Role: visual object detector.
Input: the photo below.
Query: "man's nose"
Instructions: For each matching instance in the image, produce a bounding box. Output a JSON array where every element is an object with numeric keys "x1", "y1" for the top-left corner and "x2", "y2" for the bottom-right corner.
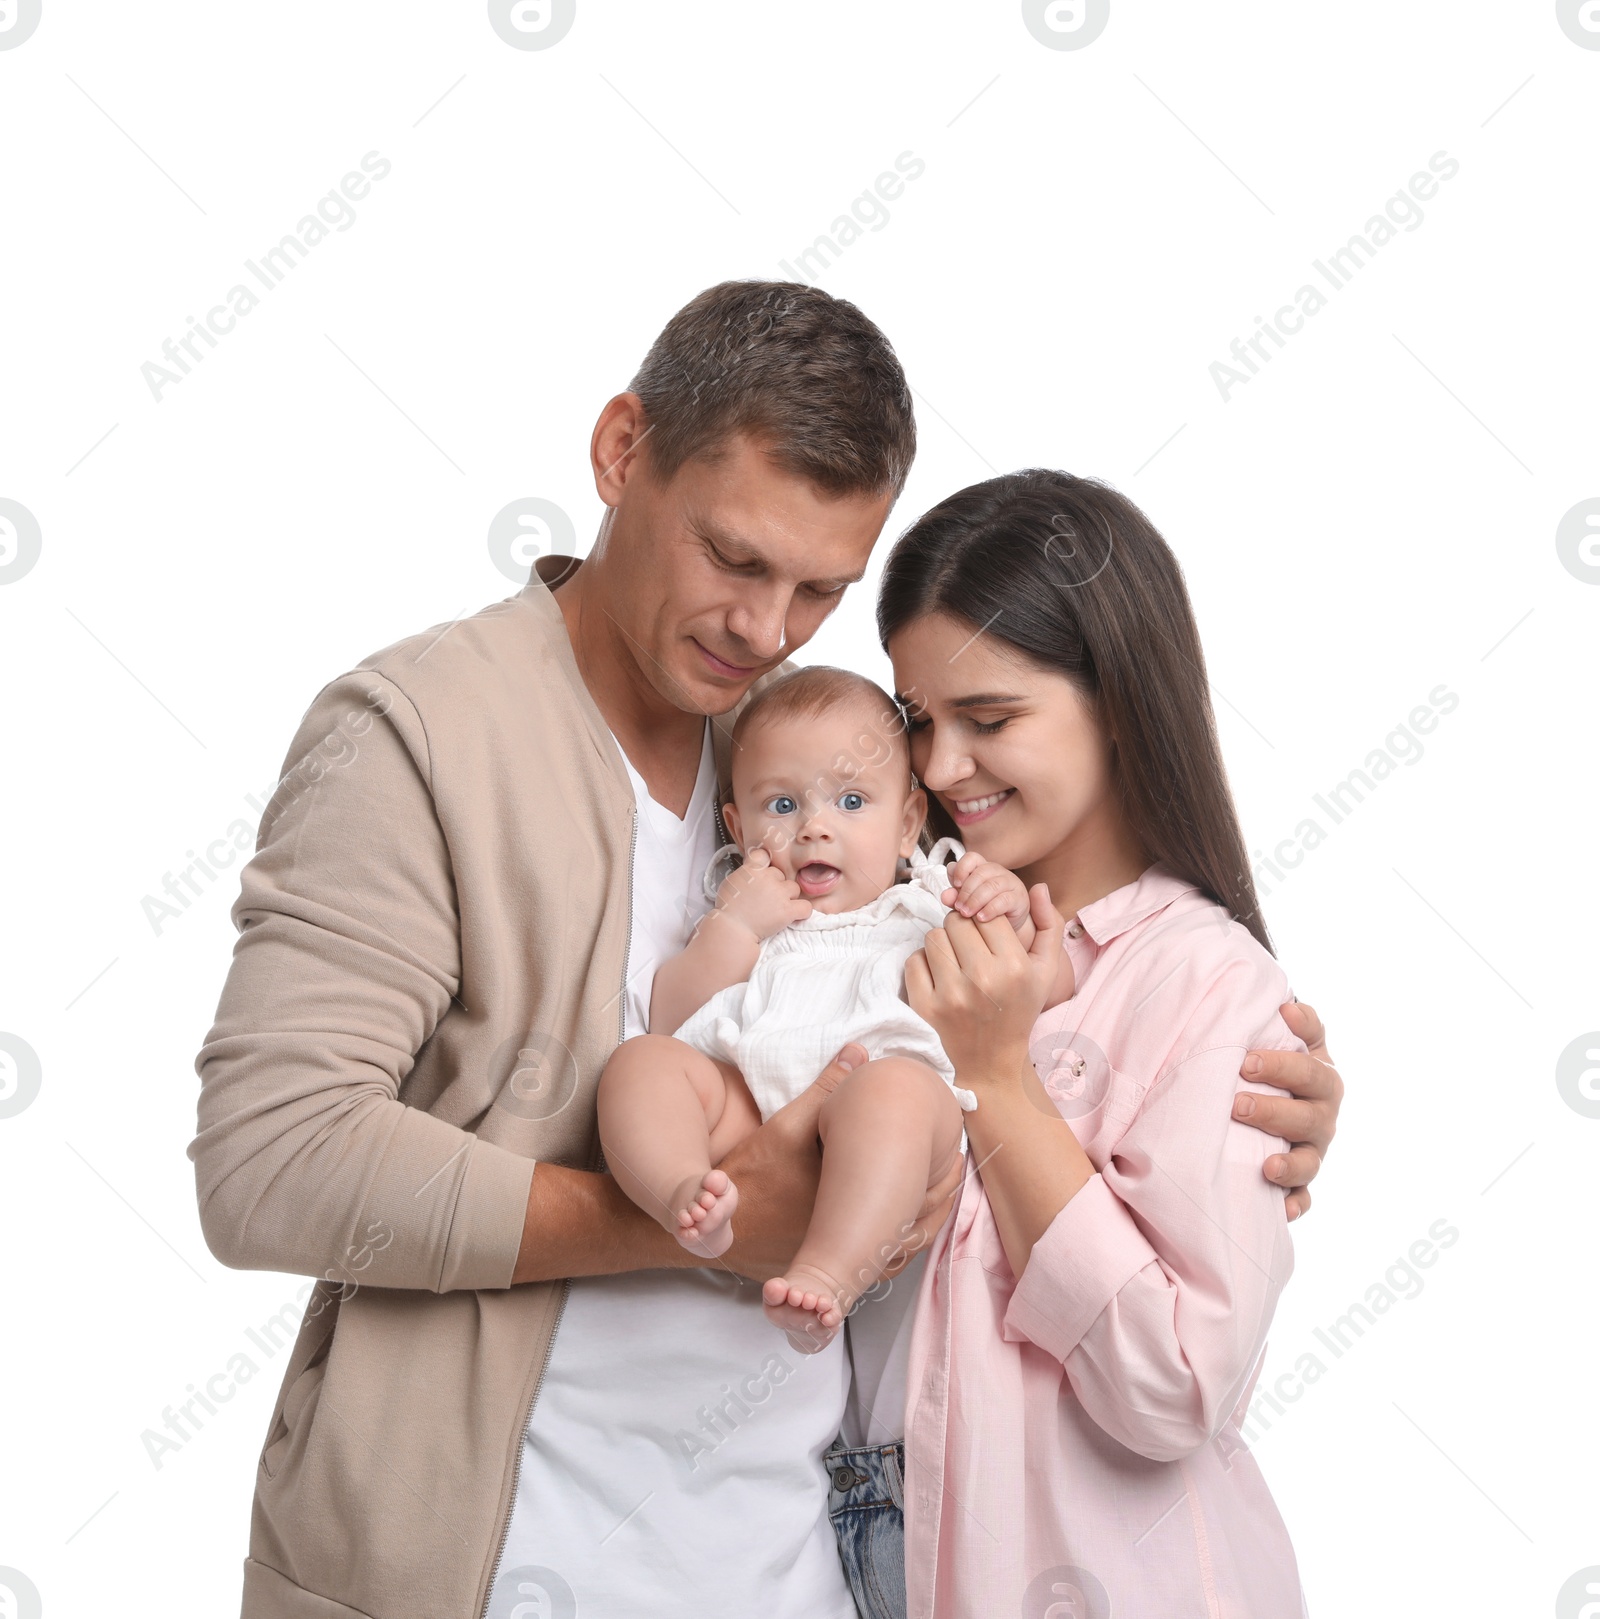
[{"x1": 726, "y1": 588, "x2": 791, "y2": 662}]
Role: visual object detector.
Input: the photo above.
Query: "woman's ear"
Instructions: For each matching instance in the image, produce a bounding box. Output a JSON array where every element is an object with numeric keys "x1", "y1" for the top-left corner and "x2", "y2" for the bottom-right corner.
[
  {"x1": 900, "y1": 787, "x2": 928, "y2": 859},
  {"x1": 722, "y1": 799, "x2": 744, "y2": 849}
]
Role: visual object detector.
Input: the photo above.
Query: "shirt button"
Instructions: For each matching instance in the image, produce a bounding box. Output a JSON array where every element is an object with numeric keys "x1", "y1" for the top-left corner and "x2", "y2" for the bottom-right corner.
[{"x1": 1067, "y1": 922, "x2": 1084, "y2": 939}]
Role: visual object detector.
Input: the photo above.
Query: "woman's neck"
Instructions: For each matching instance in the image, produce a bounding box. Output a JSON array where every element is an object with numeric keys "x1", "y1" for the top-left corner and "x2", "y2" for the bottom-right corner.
[{"x1": 1017, "y1": 808, "x2": 1153, "y2": 927}]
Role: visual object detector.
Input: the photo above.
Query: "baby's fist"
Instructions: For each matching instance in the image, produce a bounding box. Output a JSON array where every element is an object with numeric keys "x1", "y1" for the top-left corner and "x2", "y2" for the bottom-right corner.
[
  {"x1": 716, "y1": 847, "x2": 812, "y2": 941},
  {"x1": 942, "y1": 854, "x2": 1034, "y2": 936}
]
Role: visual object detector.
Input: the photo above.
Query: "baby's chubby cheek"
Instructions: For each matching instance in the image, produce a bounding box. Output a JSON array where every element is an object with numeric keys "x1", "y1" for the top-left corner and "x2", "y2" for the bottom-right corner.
[{"x1": 752, "y1": 830, "x2": 798, "y2": 875}]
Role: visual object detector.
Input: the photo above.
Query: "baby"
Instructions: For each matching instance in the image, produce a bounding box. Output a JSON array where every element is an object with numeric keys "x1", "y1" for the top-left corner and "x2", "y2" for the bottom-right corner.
[{"x1": 596, "y1": 665, "x2": 1047, "y2": 1351}]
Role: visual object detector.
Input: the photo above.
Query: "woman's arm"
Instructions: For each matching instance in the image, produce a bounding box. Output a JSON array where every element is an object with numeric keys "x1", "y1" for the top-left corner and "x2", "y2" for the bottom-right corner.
[
  {"x1": 1001, "y1": 1024, "x2": 1298, "y2": 1462},
  {"x1": 907, "y1": 889, "x2": 1299, "y2": 1461},
  {"x1": 906, "y1": 883, "x2": 1081, "y2": 1270}
]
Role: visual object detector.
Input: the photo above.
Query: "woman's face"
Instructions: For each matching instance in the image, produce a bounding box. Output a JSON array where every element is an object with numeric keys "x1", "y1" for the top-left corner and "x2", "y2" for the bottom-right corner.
[{"x1": 888, "y1": 611, "x2": 1119, "y2": 875}]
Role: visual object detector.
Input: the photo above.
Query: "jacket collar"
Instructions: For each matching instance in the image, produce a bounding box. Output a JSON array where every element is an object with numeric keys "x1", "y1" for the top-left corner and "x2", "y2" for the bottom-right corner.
[
  {"x1": 517, "y1": 555, "x2": 634, "y2": 800},
  {"x1": 1076, "y1": 863, "x2": 1199, "y2": 946},
  {"x1": 518, "y1": 554, "x2": 791, "y2": 837}
]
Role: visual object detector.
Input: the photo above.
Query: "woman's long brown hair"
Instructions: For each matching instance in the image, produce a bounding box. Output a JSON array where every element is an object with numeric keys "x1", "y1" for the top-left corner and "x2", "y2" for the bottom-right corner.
[{"x1": 877, "y1": 469, "x2": 1273, "y2": 953}]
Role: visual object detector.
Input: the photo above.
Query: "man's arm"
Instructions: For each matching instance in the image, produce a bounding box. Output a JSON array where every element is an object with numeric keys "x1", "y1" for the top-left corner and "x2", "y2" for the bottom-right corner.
[
  {"x1": 191, "y1": 675, "x2": 868, "y2": 1292},
  {"x1": 512, "y1": 1042, "x2": 964, "y2": 1285},
  {"x1": 189, "y1": 672, "x2": 542, "y2": 1291}
]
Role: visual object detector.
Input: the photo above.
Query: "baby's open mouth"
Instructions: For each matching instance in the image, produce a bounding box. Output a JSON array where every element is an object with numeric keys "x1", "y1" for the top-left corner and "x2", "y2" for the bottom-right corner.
[{"x1": 795, "y1": 862, "x2": 843, "y2": 898}]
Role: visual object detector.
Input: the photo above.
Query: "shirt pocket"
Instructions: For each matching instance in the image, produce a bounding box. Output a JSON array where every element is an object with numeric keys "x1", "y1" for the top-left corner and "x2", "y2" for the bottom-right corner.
[{"x1": 1028, "y1": 1023, "x2": 1146, "y2": 1148}]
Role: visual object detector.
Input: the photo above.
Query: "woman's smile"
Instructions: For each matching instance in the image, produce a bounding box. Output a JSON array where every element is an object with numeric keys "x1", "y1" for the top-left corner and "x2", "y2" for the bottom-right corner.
[{"x1": 947, "y1": 787, "x2": 1014, "y2": 825}]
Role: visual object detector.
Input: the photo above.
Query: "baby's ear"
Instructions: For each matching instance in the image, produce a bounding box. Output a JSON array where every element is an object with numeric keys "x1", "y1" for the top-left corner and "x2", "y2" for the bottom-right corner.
[
  {"x1": 900, "y1": 786, "x2": 928, "y2": 856},
  {"x1": 721, "y1": 799, "x2": 743, "y2": 847}
]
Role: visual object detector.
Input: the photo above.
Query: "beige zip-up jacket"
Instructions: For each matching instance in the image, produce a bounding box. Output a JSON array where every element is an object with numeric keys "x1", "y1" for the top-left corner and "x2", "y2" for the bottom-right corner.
[{"x1": 190, "y1": 556, "x2": 786, "y2": 1618}]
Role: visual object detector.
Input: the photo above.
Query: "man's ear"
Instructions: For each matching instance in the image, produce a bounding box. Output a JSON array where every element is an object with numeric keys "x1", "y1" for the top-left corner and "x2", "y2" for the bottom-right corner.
[
  {"x1": 722, "y1": 799, "x2": 744, "y2": 849},
  {"x1": 590, "y1": 392, "x2": 653, "y2": 508},
  {"x1": 900, "y1": 787, "x2": 928, "y2": 859}
]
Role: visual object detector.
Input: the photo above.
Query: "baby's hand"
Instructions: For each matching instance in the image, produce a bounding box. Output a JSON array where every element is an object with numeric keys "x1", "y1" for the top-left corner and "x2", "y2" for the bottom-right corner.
[
  {"x1": 714, "y1": 847, "x2": 812, "y2": 942},
  {"x1": 942, "y1": 853, "x2": 1036, "y2": 942}
]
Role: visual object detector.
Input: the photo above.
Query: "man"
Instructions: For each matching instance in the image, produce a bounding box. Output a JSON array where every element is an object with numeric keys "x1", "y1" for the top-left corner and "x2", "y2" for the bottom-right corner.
[{"x1": 190, "y1": 281, "x2": 1341, "y2": 1618}]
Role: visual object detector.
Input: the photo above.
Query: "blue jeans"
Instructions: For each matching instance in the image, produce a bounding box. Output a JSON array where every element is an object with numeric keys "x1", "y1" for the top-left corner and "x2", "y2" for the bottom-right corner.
[{"x1": 824, "y1": 1437, "x2": 907, "y2": 1619}]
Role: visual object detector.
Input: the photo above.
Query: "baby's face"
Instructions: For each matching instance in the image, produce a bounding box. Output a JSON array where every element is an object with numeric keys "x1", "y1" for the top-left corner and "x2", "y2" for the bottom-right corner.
[{"x1": 724, "y1": 704, "x2": 927, "y2": 913}]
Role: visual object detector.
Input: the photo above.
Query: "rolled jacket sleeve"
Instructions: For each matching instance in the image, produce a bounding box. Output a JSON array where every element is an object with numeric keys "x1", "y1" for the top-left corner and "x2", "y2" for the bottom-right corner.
[
  {"x1": 188, "y1": 672, "x2": 535, "y2": 1293},
  {"x1": 1002, "y1": 973, "x2": 1301, "y2": 1462}
]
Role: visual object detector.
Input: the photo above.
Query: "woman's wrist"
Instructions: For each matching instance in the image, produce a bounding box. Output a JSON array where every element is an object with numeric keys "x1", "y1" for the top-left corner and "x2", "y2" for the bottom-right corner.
[{"x1": 956, "y1": 1043, "x2": 1033, "y2": 1095}]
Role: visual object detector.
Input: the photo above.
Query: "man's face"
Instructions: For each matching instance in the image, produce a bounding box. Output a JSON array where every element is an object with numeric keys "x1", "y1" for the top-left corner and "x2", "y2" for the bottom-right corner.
[{"x1": 600, "y1": 430, "x2": 893, "y2": 715}]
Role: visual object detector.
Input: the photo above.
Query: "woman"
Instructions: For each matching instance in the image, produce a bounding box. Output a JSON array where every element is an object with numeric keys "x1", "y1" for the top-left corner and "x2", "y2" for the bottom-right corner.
[{"x1": 826, "y1": 469, "x2": 1328, "y2": 1617}]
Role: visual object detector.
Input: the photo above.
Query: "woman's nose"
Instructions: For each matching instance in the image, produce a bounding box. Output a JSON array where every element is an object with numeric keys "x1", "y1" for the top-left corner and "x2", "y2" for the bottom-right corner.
[{"x1": 917, "y1": 728, "x2": 973, "y2": 792}]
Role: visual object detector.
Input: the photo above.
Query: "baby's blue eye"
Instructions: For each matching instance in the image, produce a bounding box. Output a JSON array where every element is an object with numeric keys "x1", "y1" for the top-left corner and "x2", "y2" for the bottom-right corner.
[
  {"x1": 838, "y1": 791, "x2": 866, "y2": 812},
  {"x1": 765, "y1": 794, "x2": 798, "y2": 815}
]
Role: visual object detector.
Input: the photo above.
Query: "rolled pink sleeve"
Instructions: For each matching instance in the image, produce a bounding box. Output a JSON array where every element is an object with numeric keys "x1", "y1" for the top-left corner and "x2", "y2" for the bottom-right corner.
[{"x1": 1003, "y1": 1024, "x2": 1300, "y2": 1461}]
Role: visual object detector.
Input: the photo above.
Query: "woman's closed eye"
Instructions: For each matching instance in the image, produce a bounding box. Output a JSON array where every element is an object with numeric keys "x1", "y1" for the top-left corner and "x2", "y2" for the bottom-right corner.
[{"x1": 902, "y1": 713, "x2": 1009, "y2": 736}]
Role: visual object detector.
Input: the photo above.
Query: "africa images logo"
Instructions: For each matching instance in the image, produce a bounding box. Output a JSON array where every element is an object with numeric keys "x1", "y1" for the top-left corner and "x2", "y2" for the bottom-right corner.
[
  {"x1": 1022, "y1": 0, "x2": 1110, "y2": 50},
  {"x1": 488, "y1": 0, "x2": 576, "y2": 50},
  {"x1": 0, "y1": 498, "x2": 42, "y2": 585},
  {"x1": 0, "y1": 0, "x2": 42, "y2": 49},
  {"x1": 1556, "y1": 0, "x2": 1600, "y2": 48}
]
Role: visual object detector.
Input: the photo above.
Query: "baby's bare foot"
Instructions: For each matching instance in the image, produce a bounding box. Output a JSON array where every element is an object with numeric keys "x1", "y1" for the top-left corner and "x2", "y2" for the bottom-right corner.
[
  {"x1": 669, "y1": 1168, "x2": 738, "y2": 1259},
  {"x1": 762, "y1": 1264, "x2": 845, "y2": 1353}
]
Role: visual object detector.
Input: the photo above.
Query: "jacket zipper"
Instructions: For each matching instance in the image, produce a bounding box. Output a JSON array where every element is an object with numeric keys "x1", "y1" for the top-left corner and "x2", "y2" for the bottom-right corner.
[
  {"x1": 479, "y1": 803, "x2": 638, "y2": 1618},
  {"x1": 619, "y1": 804, "x2": 638, "y2": 1045},
  {"x1": 479, "y1": 1277, "x2": 569, "y2": 1619}
]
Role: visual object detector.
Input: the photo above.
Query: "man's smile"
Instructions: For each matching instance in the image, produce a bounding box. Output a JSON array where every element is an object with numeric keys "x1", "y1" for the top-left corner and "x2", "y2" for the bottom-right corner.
[{"x1": 693, "y1": 638, "x2": 760, "y2": 678}]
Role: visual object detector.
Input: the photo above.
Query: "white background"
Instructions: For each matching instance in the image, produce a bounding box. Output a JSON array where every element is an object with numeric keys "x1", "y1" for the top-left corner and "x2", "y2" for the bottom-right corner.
[{"x1": 1, "y1": 2, "x2": 1595, "y2": 1615}]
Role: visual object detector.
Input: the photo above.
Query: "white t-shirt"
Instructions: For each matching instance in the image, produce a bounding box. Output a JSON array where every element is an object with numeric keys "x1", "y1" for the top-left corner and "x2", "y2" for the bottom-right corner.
[
  {"x1": 487, "y1": 721, "x2": 859, "y2": 1619},
  {"x1": 839, "y1": 1248, "x2": 924, "y2": 1449}
]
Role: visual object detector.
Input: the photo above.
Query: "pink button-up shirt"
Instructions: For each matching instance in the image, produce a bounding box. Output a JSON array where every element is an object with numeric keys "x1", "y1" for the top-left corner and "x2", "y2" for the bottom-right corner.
[{"x1": 904, "y1": 866, "x2": 1310, "y2": 1619}]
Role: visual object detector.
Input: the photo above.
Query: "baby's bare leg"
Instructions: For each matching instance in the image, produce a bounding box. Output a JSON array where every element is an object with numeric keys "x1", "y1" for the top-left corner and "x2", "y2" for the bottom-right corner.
[
  {"x1": 762, "y1": 1057, "x2": 963, "y2": 1352},
  {"x1": 596, "y1": 1034, "x2": 760, "y2": 1258}
]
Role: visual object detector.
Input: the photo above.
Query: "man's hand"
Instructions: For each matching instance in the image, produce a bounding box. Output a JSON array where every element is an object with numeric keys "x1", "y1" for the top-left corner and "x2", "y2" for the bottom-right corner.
[
  {"x1": 718, "y1": 1042, "x2": 963, "y2": 1284},
  {"x1": 1234, "y1": 1000, "x2": 1343, "y2": 1221}
]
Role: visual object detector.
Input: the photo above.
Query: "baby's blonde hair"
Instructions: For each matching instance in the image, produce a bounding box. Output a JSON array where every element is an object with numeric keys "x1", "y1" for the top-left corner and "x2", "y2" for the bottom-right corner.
[{"x1": 731, "y1": 665, "x2": 912, "y2": 789}]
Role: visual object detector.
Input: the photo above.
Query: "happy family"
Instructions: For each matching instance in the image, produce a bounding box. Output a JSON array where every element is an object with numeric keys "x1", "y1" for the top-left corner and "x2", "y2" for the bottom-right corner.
[{"x1": 189, "y1": 280, "x2": 1345, "y2": 1619}]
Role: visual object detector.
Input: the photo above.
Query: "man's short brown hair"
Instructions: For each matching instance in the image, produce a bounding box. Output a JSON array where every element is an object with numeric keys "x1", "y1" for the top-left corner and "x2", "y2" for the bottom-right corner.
[{"x1": 628, "y1": 281, "x2": 916, "y2": 500}]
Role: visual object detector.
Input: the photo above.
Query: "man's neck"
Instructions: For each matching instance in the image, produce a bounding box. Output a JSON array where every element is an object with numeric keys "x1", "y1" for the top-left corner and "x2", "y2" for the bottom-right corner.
[{"x1": 552, "y1": 559, "x2": 707, "y2": 816}]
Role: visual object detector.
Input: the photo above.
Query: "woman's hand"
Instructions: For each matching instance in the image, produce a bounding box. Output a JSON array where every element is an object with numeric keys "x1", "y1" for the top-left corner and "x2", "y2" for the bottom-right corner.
[
  {"x1": 942, "y1": 852, "x2": 1034, "y2": 932},
  {"x1": 1235, "y1": 999, "x2": 1343, "y2": 1221},
  {"x1": 906, "y1": 882, "x2": 1065, "y2": 1091}
]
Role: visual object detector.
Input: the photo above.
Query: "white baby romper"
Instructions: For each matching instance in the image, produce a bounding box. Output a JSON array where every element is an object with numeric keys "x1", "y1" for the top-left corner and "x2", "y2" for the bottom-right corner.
[{"x1": 671, "y1": 837, "x2": 979, "y2": 1121}]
